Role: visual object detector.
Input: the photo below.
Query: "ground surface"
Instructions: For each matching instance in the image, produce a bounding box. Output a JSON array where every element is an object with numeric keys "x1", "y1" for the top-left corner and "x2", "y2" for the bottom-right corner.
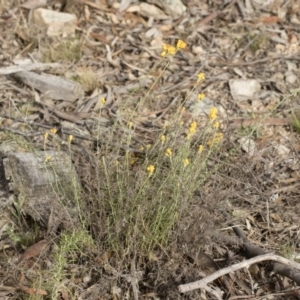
[{"x1": 0, "y1": 0, "x2": 300, "y2": 299}]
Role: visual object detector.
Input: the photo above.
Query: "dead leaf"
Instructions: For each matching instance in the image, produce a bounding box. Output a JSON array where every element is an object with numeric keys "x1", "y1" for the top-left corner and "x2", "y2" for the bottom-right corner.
[
  {"x1": 96, "y1": 251, "x2": 111, "y2": 264},
  {"x1": 260, "y1": 16, "x2": 282, "y2": 24},
  {"x1": 17, "y1": 239, "x2": 49, "y2": 265},
  {"x1": 19, "y1": 285, "x2": 47, "y2": 295},
  {"x1": 89, "y1": 32, "x2": 111, "y2": 45},
  {"x1": 60, "y1": 288, "x2": 69, "y2": 300}
]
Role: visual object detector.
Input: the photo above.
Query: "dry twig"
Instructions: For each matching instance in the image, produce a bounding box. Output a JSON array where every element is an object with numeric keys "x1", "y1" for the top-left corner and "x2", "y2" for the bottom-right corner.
[{"x1": 178, "y1": 253, "x2": 300, "y2": 294}]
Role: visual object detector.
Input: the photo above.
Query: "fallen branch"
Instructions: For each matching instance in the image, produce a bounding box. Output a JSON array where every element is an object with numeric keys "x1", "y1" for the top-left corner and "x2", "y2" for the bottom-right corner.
[
  {"x1": 178, "y1": 253, "x2": 300, "y2": 294},
  {"x1": 226, "y1": 211, "x2": 300, "y2": 286},
  {"x1": 0, "y1": 62, "x2": 61, "y2": 75}
]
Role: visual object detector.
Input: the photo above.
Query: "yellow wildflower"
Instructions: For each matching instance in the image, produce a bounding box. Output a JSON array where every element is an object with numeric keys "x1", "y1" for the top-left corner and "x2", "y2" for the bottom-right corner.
[
  {"x1": 207, "y1": 132, "x2": 223, "y2": 147},
  {"x1": 187, "y1": 121, "x2": 197, "y2": 140},
  {"x1": 213, "y1": 121, "x2": 220, "y2": 129},
  {"x1": 147, "y1": 165, "x2": 155, "y2": 176},
  {"x1": 130, "y1": 158, "x2": 137, "y2": 165},
  {"x1": 44, "y1": 132, "x2": 49, "y2": 140},
  {"x1": 176, "y1": 39, "x2": 187, "y2": 49},
  {"x1": 215, "y1": 132, "x2": 223, "y2": 140},
  {"x1": 165, "y1": 148, "x2": 172, "y2": 157},
  {"x1": 100, "y1": 97, "x2": 106, "y2": 105},
  {"x1": 209, "y1": 107, "x2": 218, "y2": 120},
  {"x1": 165, "y1": 44, "x2": 176, "y2": 55},
  {"x1": 68, "y1": 135, "x2": 74, "y2": 143},
  {"x1": 198, "y1": 145, "x2": 204, "y2": 153},
  {"x1": 45, "y1": 155, "x2": 52, "y2": 163},
  {"x1": 160, "y1": 135, "x2": 166, "y2": 144},
  {"x1": 189, "y1": 121, "x2": 197, "y2": 134},
  {"x1": 183, "y1": 158, "x2": 190, "y2": 166},
  {"x1": 50, "y1": 128, "x2": 57, "y2": 134},
  {"x1": 128, "y1": 121, "x2": 133, "y2": 129},
  {"x1": 197, "y1": 73, "x2": 205, "y2": 81},
  {"x1": 161, "y1": 44, "x2": 176, "y2": 57},
  {"x1": 197, "y1": 93, "x2": 205, "y2": 101}
]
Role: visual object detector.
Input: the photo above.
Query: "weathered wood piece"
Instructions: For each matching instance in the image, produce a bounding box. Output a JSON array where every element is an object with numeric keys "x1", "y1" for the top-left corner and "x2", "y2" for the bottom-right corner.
[
  {"x1": 12, "y1": 71, "x2": 84, "y2": 102},
  {"x1": 0, "y1": 62, "x2": 61, "y2": 75},
  {"x1": 3, "y1": 150, "x2": 81, "y2": 233}
]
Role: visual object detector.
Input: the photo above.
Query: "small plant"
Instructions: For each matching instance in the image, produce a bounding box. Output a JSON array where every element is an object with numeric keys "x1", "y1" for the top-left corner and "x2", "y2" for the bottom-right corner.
[
  {"x1": 73, "y1": 67, "x2": 100, "y2": 93},
  {"x1": 86, "y1": 40, "x2": 224, "y2": 255},
  {"x1": 284, "y1": 88, "x2": 300, "y2": 134},
  {"x1": 280, "y1": 241, "x2": 295, "y2": 260},
  {"x1": 292, "y1": 110, "x2": 300, "y2": 134},
  {"x1": 249, "y1": 34, "x2": 269, "y2": 53},
  {"x1": 42, "y1": 36, "x2": 82, "y2": 63},
  {"x1": 48, "y1": 229, "x2": 94, "y2": 298}
]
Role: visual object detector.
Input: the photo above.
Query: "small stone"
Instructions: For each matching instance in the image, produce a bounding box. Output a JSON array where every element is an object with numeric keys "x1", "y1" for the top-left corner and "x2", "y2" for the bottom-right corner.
[
  {"x1": 229, "y1": 79, "x2": 261, "y2": 101},
  {"x1": 276, "y1": 144, "x2": 290, "y2": 156},
  {"x1": 33, "y1": 8, "x2": 77, "y2": 37}
]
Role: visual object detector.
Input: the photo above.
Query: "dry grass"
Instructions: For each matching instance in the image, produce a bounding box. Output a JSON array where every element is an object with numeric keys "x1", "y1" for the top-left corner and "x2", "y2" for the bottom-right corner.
[{"x1": 75, "y1": 41, "x2": 225, "y2": 257}]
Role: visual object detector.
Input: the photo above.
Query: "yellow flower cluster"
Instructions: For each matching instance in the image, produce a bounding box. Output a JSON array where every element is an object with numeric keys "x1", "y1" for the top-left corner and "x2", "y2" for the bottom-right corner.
[
  {"x1": 147, "y1": 165, "x2": 155, "y2": 175},
  {"x1": 187, "y1": 121, "x2": 197, "y2": 140},
  {"x1": 165, "y1": 148, "x2": 172, "y2": 157},
  {"x1": 197, "y1": 73, "x2": 205, "y2": 82},
  {"x1": 44, "y1": 155, "x2": 52, "y2": 163},
  {"x1": 197, "y1": 93, "x2": 205, "y2": 101},
  {"x1": 207, "y1": 132, "x2": 223, "y2": 147},
  {"x1": 130, "y1": 156, "x2": 137, "y2": 165},
  {"x1": 208, "y1": 107, "x2": 221, "y2": 130},
  {"x1": 44, "y1": 128, "x2": 58, "y2": 140},
  {"x1": 161, "y1": 39, "x2": 186, "y2": 57},
  {"x1": 50, "y1": 128, "x2": 58, "y2": 134},
  {"x1": 209, "y1": 107, "x2": 218, "y2": 120},
  {"x1": 183, "y1": 158, "x2": 190, "y2": 166},
  {"x1": 140, "y1": 144, "x2": 151, "y2": 151},
  {"x1": 68, "y1": 135, "x2": 74, "y2": 143},
  {"x1": 161, "y1": 45, "x2": 176, "y2": 57},
  {"x1": 176, "y1": 40, "x2": 187, "y2": 49},
  {"x1": 160, "y1": 135, "x2": 166, "y2": 144},
  {"x1": 198, "y1": 144, "x2": 204, "y2": 153},
  {"x1": 206, "y1": 107, "x2": 222, "y2": 145},
  {"x1": 213, "y1": 121, "x2": 220, "y2": 129},
  {"x1": 189, "y1": 121, "x2": 197, "y2": 133}
]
